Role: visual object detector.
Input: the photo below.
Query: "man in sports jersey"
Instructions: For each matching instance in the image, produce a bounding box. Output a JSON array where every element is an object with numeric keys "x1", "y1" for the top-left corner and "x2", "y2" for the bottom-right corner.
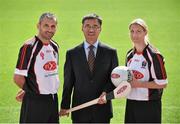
[
  {"x1": 13, "y1": 12, "x2": 60, "y2": 123},
  {"x1": 124, "y1": 18, "x2": 168, "y2": 123}
]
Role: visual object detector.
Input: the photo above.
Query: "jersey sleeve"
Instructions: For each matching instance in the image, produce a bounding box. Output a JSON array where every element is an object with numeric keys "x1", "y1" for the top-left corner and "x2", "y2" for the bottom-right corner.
[
  {"x1": 14, "y1": 44, "x2": 32, "y2": 76},
  {"x1": 151, "y1": 53, "x2": 168, "y2": 85}
]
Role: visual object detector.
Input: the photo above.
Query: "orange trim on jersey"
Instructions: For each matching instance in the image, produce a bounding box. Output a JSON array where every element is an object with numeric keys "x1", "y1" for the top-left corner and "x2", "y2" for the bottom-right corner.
[
  {"x1": 156, "y1": 54, "x2": 166, "y2": 79},
  {"x1": 19, "y1": 45, "x2": 28, "y2": 69}
]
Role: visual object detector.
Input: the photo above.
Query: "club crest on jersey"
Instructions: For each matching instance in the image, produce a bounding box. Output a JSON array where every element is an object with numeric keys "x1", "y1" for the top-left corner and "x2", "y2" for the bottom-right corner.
[
  {"x1": 43, "y1": 61, "x2": 57, "y2": 71},
  {"x1": 132, "y1": 70, "x2": 144, "y2": 79},
  {"x1": 141, "y1": 60, "x2": 147, "y2": 69}
]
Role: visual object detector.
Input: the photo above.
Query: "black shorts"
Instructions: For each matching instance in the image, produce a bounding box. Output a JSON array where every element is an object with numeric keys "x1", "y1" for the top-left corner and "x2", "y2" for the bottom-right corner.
[
  {"x1": 20, "y1": 92, "x2": 59, "y2": 123},
  {"x1": 125, "y1": 99, "x2": 161, "y2": 123}
]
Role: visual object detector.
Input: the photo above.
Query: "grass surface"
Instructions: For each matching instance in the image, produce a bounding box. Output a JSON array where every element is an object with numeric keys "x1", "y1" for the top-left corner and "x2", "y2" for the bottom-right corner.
[{"x1": 0, "y1": 0, "x2": 180, "y2": 123}]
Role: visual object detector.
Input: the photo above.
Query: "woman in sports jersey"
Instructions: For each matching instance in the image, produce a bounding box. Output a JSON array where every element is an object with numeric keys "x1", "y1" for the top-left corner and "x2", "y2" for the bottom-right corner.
[{"x1": 124, "y1": 18, "x2": 168, "y2": 123}]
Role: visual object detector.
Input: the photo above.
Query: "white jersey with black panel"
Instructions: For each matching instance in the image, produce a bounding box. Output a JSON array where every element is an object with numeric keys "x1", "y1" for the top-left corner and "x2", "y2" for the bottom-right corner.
[
  {"x1": 126, "y1": 44, "x2": 168, "y2": 101},
  {"x1": 14, "y1": 36, "x2": 60, "y2": 94}
]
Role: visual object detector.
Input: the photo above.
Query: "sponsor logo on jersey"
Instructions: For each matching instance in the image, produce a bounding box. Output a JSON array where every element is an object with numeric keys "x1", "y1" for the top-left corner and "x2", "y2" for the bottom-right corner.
[
  {"x1": 45, "y1": 72, "x2": 58, "y2": 77},
  {"x1": 111, "y1": 73, "x2": 120, "y2": 78},
  {"x1": 134, "y1": 59, "x2": 140, "y2": 62},
  {"x1": 43, "y1": 61, "x2": 57, "y2": 71},
  {"x1": 132, "y1": 70, "x2": 144, "y2": 79},
  {"x1": 117, "y1": 85, "x2": 127, "y2": 94},
  {"x1": 46, "y1": 50, "x2": 52, "y2": 53}
]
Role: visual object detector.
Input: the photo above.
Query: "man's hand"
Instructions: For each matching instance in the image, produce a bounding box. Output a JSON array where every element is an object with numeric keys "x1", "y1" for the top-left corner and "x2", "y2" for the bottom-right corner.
[
  {"x1": 16, "y1": 89, "x2": 25, "y2": 102},
  {"x1": 13, "y1": 74, "x2": 25, "y2": 89},
  {"x1": 97, "y1": 92, "x2": 107, "y2": 104},
  {"x1": 59, "y1": 109, "x2": 69, "y2": 117}
]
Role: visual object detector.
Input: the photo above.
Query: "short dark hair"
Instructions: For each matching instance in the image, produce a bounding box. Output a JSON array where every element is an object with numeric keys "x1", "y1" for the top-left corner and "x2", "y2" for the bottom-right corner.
[{"x1": 82, "y1": 13, "x2": 102, "y2": 25}]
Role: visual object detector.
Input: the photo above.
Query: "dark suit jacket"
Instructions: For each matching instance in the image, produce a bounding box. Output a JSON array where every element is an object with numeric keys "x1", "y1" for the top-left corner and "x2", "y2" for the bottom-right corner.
[{"x1": 61, "y1": 42, "x2": 118, "y2": 122}]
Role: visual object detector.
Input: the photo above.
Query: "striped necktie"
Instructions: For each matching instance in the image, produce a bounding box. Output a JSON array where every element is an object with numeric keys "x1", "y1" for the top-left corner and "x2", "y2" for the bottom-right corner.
[{"x1": 88, "y1": 45, "x2": 95, "y2": 72}]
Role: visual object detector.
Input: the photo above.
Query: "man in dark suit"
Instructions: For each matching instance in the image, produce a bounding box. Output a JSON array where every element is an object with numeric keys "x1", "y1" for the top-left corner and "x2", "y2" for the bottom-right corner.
[{"x1": 60, "y1": 13, "x2": 118, "y2": 123}]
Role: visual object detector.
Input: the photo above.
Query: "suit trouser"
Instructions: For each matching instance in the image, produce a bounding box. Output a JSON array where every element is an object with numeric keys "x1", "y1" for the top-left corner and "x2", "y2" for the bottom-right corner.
[
  {"x1": 20, "y1": 92, "x2": 59, "y2": 123},
  {"x1": 73, "y1": 118, "x2": 110, "y2": 123},
  {"x1": 72, "y1": 112, "x2": 111, "y2": 123}
]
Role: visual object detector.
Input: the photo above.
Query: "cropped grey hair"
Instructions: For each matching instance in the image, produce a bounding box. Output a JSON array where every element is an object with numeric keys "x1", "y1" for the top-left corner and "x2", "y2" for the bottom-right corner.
[{"x1": 39, "y1": 12, "x2": 57, "y2": 23}]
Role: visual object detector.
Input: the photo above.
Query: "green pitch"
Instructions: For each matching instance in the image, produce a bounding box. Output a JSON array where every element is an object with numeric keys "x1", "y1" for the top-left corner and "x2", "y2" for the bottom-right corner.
[{"x1": 0, "y1": 0, "x2": 180, "y2": 123}]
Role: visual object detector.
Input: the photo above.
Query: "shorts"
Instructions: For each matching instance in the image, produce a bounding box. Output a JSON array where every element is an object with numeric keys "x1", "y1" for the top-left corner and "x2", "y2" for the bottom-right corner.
[
  {"x1": 125, "y1": 99, "x2": 161, "y2": 123},
  {"x1": 20, "y1": 92, "x2": 59, "y2": 123}
]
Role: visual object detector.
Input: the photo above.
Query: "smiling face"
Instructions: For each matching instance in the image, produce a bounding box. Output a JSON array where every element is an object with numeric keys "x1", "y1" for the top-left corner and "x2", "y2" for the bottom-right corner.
[
  {"x1": 82, "y1": 19, "x2": 101, "y2": 44},
  {"x1": 37, "y1": 17, "x2": 57, "y2": 42},
  {"x1": 129, "y1": 23, "x2": 147, "y2": 44}
]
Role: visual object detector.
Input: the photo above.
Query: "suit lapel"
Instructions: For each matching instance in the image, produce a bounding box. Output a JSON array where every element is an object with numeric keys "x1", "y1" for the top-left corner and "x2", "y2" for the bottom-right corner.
[
  {"x1": 78, "y1": 43, "x2": 92, "y2": 77},
  {"x1": 93, "y1": 42, "x2": 104, "y2": 75}
]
